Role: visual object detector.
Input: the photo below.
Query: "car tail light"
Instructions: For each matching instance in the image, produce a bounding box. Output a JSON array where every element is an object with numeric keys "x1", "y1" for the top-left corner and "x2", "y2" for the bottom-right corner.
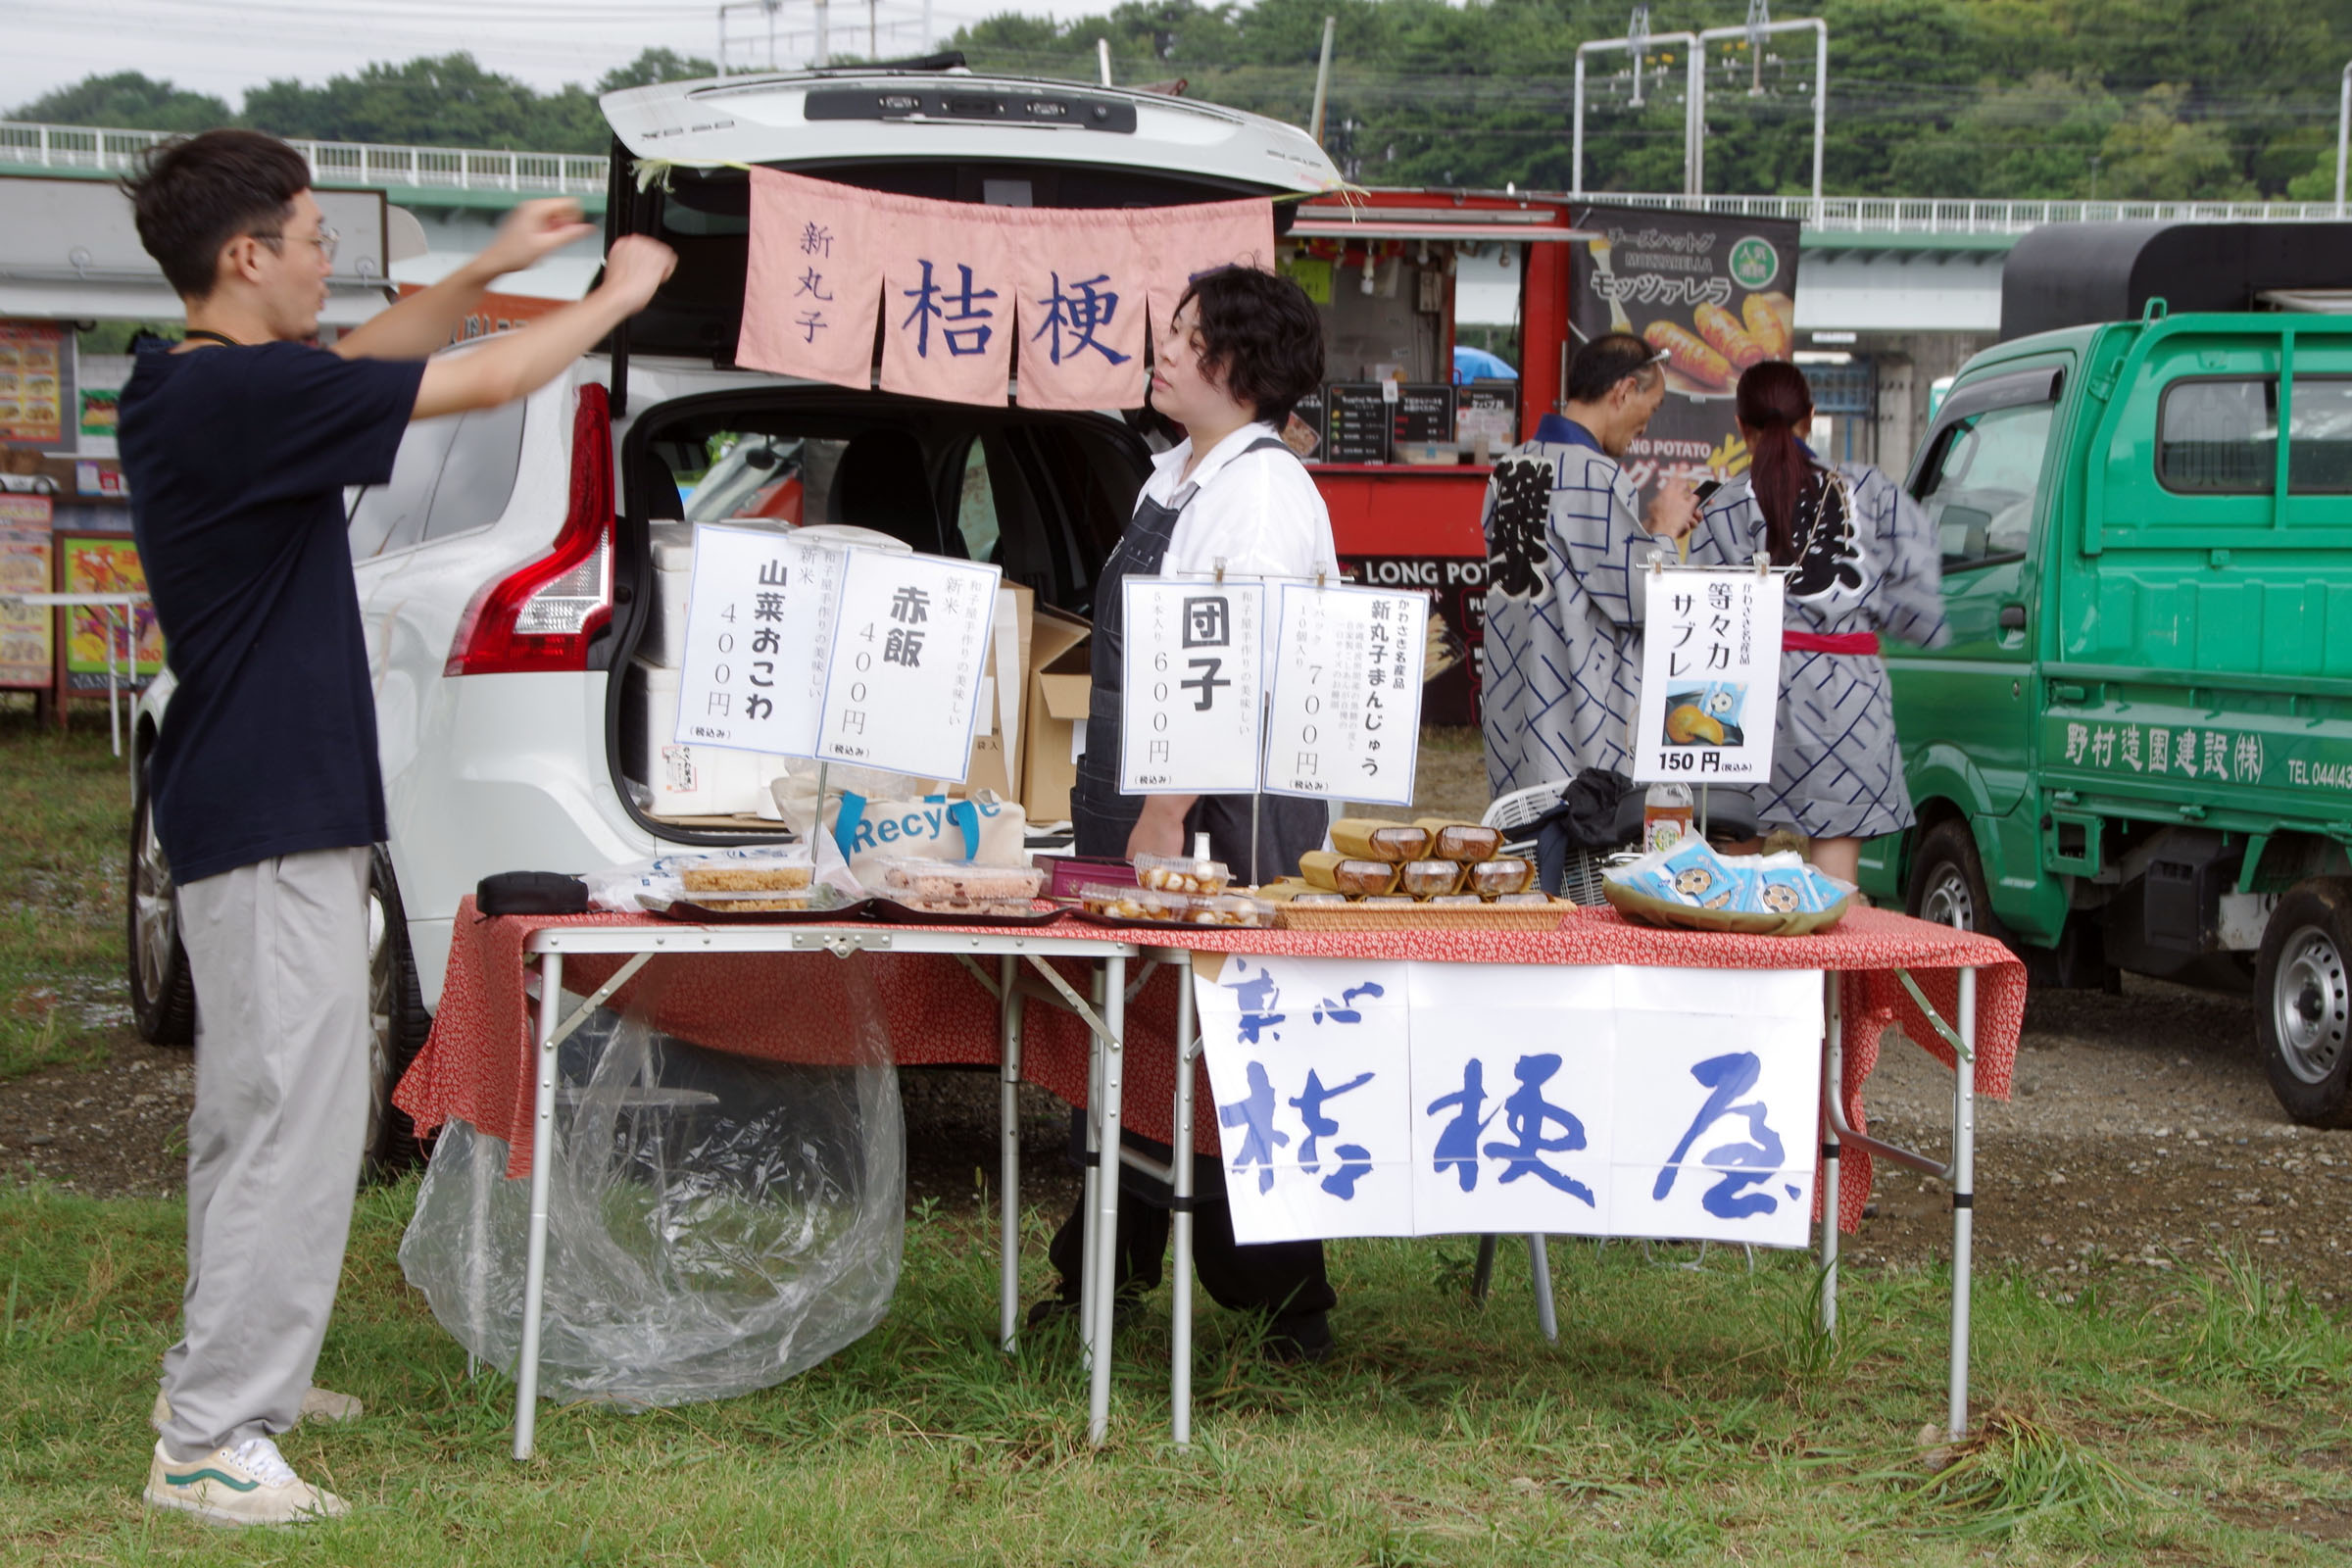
[{"x1": 444, "y1": 383, "x2": 613, "y2": 676}]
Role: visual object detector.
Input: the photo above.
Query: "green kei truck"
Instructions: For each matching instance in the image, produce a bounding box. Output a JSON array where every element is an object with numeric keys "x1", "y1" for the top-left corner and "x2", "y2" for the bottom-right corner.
[{"x1": 1857, "y1": 221, "x2": 2352, "y2": 1126}]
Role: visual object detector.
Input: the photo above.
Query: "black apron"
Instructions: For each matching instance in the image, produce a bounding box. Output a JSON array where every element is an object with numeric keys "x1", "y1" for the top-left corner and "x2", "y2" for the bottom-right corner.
[{"x1": 1072, "y1": 436, "x2": 1329, "y2": 885}]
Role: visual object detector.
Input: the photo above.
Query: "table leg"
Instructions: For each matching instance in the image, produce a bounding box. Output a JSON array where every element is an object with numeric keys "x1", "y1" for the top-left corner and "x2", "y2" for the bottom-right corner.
[
  {"x1": 1946, "y1": 966, "x2": 1979, "y2": 1442},
  {"x1": 1819, "y1": 973, "x2": 1842, "y2": 1337},
  {"x1": 514, "y1": 952, "x2": 564, "y2": 1461},
  {"x1": 1087, "y1": 953, "x2": 1128, "y2": 1448},
  {"x1": 1527, "y1": 1237, "x2": 1557, "y2": 1342},
  {"x1": 1079, "y1": 965, "x2": 1104, "y2": 1365},
  {"x1": 1171, "y1": 954, "x2": 1197, "y2": 1448},
  {"x1": 999, "y1": 953, "x2": 1023, "y2": 1354},
  {"x1": 105, "y1": 605, "x2": 122, "y2": 760},
  {"x1": 1471, "y1": 1236, "x2": 1496, "y2": 1300}
]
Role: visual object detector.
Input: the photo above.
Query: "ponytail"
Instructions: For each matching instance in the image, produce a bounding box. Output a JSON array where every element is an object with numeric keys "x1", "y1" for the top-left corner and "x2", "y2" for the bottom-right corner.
[{"x1": 1736, "y1": 360, "x2": 1821, "y2": 565}]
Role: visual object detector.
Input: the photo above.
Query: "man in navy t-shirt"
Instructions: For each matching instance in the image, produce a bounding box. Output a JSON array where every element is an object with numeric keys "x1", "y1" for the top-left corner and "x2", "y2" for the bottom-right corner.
[{"x1": 118, "y1": 128, "x2": 672, "y2": 1527}]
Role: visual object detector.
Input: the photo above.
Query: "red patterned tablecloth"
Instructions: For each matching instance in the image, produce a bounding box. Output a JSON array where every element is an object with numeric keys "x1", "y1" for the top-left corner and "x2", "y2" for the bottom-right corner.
[{"x1": 395, "y1": 901, "x2": 2023, "y2": 1232}]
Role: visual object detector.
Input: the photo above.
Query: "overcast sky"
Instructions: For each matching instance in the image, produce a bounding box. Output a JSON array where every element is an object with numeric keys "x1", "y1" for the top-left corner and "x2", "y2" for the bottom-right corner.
[{"x1": 2, "y1": 0, "x2": 1114, "y2": 117}]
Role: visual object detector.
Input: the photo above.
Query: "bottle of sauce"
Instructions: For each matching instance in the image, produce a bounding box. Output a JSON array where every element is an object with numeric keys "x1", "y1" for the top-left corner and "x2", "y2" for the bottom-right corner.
[{"x1": 1642, "y1": 780, "x2": 1694, "y2": 854}]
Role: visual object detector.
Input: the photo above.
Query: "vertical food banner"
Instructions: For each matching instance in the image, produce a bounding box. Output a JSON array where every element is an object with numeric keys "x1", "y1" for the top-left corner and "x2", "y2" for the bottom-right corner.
[
  {"x1": 0, "y1": 320, "x2": 75, "y2": 453},
  {"x1": 58, "y1": 534, "x2": 165, "y2": 691},
  {"x1": 0, "y1": 495, "x2": 52, "y2": 689},
  {"x1": 1567, "y1": 208, "x2": 1800, "y2": 510}
]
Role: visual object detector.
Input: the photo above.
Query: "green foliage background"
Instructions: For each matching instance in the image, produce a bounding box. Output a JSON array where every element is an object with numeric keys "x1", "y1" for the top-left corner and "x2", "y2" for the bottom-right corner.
[{"x1": 10, "y1": 0, "x2": 2352, "y2": 200}]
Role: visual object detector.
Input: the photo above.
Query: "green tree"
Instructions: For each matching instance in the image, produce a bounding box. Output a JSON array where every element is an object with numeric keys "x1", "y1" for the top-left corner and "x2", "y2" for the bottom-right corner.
[
  {"x1": 2096, "y1": 82, "x2": 2253, "y2": 200},
  {"x1": 6, "y1": 72, "x2": 232, "y2": 132},
  {"x1": 597, "y1": 49, "x2": 721, "y2": 95}
]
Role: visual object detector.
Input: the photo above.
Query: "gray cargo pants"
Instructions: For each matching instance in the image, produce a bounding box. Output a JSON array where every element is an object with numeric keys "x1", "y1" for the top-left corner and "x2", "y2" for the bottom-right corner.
[{"x1": 158, "y1": 846, "x2": 371, "y2": 1461}]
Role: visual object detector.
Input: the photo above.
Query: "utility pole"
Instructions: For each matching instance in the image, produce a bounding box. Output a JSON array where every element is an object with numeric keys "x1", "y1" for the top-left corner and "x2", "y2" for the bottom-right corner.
[
  {"x1": 1309, "y1": 15, "x2": 1337, "y2": 146},
  {"x1": 1097, "y1": 37, "x2": 1113, "y2": 86},
  {"x1": 1690, "y1": 7, "x2": 1828, "y2": 213},
  {"x1": 814, "y1": 0, "x2": 829, "y2": 67},
  {"x1": 1572, "y1": 7, "x2": 1702, "y2": 198},
  {"x1": 2337, "y1": 59, "x2": 2351, "y2": 217}
]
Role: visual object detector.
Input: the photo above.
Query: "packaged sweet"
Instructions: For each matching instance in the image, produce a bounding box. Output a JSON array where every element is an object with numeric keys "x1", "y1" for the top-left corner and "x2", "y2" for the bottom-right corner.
[
  {"x1": 1133, "y1": 853, "x2": 1231, "y2": 896},
  {"x1": 1494, "y1": 891, "x2": 1559, "y2": 906},
  {"x1": 1615, "y1": 840, "x2": 1745, "y2": 909},
  {"x1": 1399, "y1": 858, "x2": 1465, "y2": 899},
  {"x1": 1300, "y1": 851, "x2": 1400, "y2": 897},
  {"x1": 1330, "y1": 818, "x2": 1432, "y2": 863},
  {"x1": 680, "y1": 858, "x2": 813, "y2": 894},
  {"x1": 1748, "y1": 853, "x2": 1826, "y2": 915},
  {"x1": 1358, "y1": 895, "x2": 1417, "y2": 906},
  {"x1": 1289, "y1": 892, "x2": 1349, "y2": 906},
  {"x1": 1427, "y1": 894, "x2": 1486, "y2": 906},
  {"x1": 1255, "y1": 877, "x2": 1320, "y2": 903},
  {"x1": 1077, "y1": 883, "x2": 1270, "y2": 926},
  {"x1": 1414, "y1": 818, "x2": 1502, "y2": 863},
  {"x1": 1465, "y1": 858, "x2": 1535, "y2": 898},
  {"x1": 877, "y1": 858, "x2": 1046, "y2": 906}
]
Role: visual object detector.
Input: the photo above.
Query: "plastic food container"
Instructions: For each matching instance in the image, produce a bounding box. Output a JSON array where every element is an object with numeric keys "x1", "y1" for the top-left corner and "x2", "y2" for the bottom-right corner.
[
  {"x1": 1133, "y1": 853, "x2": 1231, "y2": 896},
  {"x1": 1466, "y1": 858, "x2": 1536, "y2": 897},
  {"x1": 1078, "y1": 884, "x2": 1273, "y2": 927},
  {"x1": 1331, "y1": 818, "x2": 1432, "y2": 862},
  {"x1": 1399, "y1": 859, "x2": 1465, "y2": 899},
  {"x1": 877, "y1": 859, "x2": 1046, "y2": 906},
  {"x1": 1300, "y1": 852, "x2": 1400, "y2": 896},
  {"x1": 1494, "y1": 891, "x2": 1557, "y2": 906},
  {"x1": 1417, "y1": 818, "x2": 1503, "y2": 862}
]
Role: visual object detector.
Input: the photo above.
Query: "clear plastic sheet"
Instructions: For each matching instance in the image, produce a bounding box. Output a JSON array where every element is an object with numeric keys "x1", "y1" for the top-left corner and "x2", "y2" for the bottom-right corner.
[{"x1": 399, "y1": 963, "x2": 904, "y2": 1408}]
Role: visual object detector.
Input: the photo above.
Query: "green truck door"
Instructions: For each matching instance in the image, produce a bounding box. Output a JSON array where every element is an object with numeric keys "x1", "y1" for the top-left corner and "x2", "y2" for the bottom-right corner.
[
  {"x1": 1873, "y1": 359, "x2": 2069, "y2": 922},
  {"x1": 2046, "y1": 319, "x2": 2352, "y2": 862}
]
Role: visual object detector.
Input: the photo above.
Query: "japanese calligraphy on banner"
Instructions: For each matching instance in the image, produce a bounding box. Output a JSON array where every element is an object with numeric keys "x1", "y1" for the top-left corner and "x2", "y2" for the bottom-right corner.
[
  {"x1": 674, "y1": 524, "x2": 841, "y2": 756},
  {"x1": 1264, "y1": 583, "x2": 1428, "y2": 807},
  {"x1": 1119, "y1": 578, "x2": 1265, "y2": 795},
  {"x1": 1634, "y1": 567, "x2": 1784, "y2": 784},
  {"x1": 738, "y1": 169, "x2": 1274, "y2": 410},
  {"x1": 1197, "y1": 955, "x2": 1823, "y2": 1248},
  {"x1": 815, "y1": 550, "x2": 1002, "y2": 779}
]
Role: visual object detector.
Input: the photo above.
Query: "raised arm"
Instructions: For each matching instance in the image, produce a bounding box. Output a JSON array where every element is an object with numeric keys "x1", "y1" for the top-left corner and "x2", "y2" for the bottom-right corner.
[
  {"x1": 335, "y1": 199, "x2": 599, "y2": 363},
  {"x1": 407, "y1": 236, "x2": 675, "y2": 420}
]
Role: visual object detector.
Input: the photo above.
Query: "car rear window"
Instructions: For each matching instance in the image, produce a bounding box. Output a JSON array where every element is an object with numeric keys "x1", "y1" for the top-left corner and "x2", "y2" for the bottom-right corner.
[{"x1": 2158, "y1": 378, "x2": 2276, "y2": 495}]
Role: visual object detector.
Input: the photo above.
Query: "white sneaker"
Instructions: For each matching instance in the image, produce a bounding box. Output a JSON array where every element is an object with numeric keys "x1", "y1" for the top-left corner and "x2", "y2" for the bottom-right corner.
[
  {"x1": 143, "y1": 1436, "x2": 350, "y2": 1527},
  {"x1": 151, "y1": 1386, "x2": 364, "y2": 1431}
]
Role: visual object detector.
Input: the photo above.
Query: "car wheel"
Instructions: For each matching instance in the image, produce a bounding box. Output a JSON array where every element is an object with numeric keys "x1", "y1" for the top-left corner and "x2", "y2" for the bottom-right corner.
[
  {"x1": 364, "y1": 849, "x2": 432, "y2": 1179},
  {"x1": 126, "y1": 759, "x2": 195, "y2": 1046},
  {"x1": 2254, "y1": 880, "x2": 2352, "y2": 1128},
  {"x1": 1905, "y1": 818, "x2": 2004, "y2": 938}
]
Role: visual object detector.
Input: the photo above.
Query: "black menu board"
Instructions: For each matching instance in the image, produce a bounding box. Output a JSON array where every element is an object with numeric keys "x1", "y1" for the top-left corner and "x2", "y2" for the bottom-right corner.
[
  {"x1": 1287, "y1": 386, "x2": 1327, "y2": 458},
  {"x1": 1322, "y1": 382, "x2": 1391, "y2": 465},
  {"x1": 1391, "y1": 383, "x2": 1454, "y2": 448}
]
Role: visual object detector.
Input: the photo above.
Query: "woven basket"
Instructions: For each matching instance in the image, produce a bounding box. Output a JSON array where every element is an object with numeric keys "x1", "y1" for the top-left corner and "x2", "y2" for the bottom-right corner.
[{"x1": 1272, "y1": 900, "x2": 1576, "y2": 933}]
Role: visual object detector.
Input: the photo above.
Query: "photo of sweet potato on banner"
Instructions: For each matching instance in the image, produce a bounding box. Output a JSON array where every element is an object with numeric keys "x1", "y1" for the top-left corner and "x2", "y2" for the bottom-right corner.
[
  {"x1": 1743, "y1": 291, "x2": 1794, "y2": 360},
  {"x1": 1642, "y1": 289, "x2": 1797, "y2": 398},
  {"x1": 1642, "y1": 319, "x2": 1734, "y2": 395}
]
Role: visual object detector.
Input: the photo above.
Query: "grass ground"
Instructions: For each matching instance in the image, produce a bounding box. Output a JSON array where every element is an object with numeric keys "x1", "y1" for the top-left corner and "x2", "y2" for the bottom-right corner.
[{"x1": 4, "y1": 711, "x2": 2350, "y2": 1562}]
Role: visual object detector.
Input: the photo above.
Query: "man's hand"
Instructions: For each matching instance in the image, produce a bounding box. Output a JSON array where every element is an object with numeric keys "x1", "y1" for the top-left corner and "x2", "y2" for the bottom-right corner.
[
  {"x1": 477, "y1": 199, "x2": 599, "y2": 279},
  {"x1": 1125, "y1": 794, "x2": 1195, "y2": 862},
  {"x1": 1644, "y1": 476, "x2": 1699, "y2": 540},
  {"x1": 598, "y1": 235, "x2": 679, "y2": 314}
]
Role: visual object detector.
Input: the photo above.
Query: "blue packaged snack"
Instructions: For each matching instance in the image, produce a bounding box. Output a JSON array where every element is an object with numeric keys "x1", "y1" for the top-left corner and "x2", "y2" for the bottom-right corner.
[
  {"x1": 1656, "y1": 840, "x2": 1740, "y2": 908},
  {"x1": 1803, "y1": 865, "x2": 1852, "y2": 908},
  {"x1": 1751, "y1": 854, "x2": 1825, "y2": 915}
]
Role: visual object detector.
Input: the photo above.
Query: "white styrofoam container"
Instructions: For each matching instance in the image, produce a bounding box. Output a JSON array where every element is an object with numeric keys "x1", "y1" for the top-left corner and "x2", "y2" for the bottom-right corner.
[
  {"x1": 646, "y1": 524, "x2": 695, "y2": 668},
  {"x1": 632, "y1": 659, "x2": 783, "y2": 817}
]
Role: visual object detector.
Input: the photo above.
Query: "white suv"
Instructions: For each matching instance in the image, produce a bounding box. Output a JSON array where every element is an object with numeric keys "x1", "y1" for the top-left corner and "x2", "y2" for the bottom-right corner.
[{"x1": 126, "y1": 63, "x2": 1341, "y2": 1166}]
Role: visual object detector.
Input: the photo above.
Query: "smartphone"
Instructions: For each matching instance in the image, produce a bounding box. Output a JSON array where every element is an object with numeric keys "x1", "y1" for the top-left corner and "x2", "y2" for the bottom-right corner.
[{"x1": 1692, "y1": 478, "x2": 1724, "y2": 503}]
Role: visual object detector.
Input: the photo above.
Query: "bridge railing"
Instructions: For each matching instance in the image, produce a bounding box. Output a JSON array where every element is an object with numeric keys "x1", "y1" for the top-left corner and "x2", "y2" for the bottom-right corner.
[
  {"x1": 2, "y1": 119, "x2": 2345, "y2": 227},
  {"x1": 0, "y1": 121, "x2": 609, "y2": 197}
]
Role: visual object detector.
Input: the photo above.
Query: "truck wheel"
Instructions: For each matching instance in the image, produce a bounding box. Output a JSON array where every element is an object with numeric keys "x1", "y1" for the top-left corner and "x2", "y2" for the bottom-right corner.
[
  {"x1": 126, "y1": 759, "x2": 195, "y2": 1046},
  {"x1": 363, "y1": 850, "x2": 432, "y2": 1179},
  {"x1": 2255, "y1": 880, "x2": 2352, "y2": 1128},
  {"x1": 1906, "y1": 819, "x2": 2004, "y2": 938}
]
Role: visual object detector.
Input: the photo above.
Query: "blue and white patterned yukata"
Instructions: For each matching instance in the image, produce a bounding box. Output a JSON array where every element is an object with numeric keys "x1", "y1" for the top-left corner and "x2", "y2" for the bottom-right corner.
[
  {"x1": 1691, "y1": 462, "x2": 1949, "y2": 840},
  {"x1": 1478, "y1": 416, "x2": 1668, "y2": 797}
]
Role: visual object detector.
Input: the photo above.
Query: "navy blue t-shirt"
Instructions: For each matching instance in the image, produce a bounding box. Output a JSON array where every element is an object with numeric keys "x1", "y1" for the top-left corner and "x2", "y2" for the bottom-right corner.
[{"x1": 119, "y1": 341, "x2": 425, "y2": 884}]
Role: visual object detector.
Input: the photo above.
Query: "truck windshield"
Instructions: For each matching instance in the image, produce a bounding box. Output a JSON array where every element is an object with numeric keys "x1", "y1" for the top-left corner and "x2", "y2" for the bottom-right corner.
[{"x1": 1917, "y1": 400, "x2": 2053, "y2": 567}]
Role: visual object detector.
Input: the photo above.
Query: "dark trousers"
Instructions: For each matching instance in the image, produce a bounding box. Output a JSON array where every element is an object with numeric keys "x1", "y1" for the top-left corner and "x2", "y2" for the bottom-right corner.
[{"x1": 1045, "y1": 1145, "x2": 1337, "y2": 1324}]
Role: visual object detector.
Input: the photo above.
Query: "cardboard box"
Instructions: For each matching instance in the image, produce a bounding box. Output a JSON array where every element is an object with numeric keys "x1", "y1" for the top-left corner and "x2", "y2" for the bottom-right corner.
[{"x1": 1023, "y1": 613, "x2": 1093, "y2": 824}]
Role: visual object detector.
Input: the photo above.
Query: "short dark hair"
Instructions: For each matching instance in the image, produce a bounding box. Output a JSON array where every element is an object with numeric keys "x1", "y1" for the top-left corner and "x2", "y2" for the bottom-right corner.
[
  {"x1": 1565, "y1": 331, "x2": 1662, "y2": 405},
  {"x1": 122, "y1": 129, "x2": 313, "y2": 302},
  {"x1": 1176, "y1": 266, "x2": 1325, "y2": 427}
]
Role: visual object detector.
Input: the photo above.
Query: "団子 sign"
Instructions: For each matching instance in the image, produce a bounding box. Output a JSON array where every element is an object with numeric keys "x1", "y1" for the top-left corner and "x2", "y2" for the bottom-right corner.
[
  {"x1": 1264, "y1": 582, "x2": 1427, "y2": 807},
  {"x1": 814, "y1": 550, "x2": 1002, "y2": 779},
  {"x1": 739, "y1": 169, "x2": 1273, "y2": 411},
  {"x1": 1633, "y1": 566, "x2": 1784, "y2": 784},
  {"x1": 1198, "y1": 955, "x2": 1823, "y2": 1247},
  {"x1": 1118, "y1": 577, "x2": 1265, "y2": 795},
  {"x1": 673, "y1": 524, "x2": 840, "y2": 758}
]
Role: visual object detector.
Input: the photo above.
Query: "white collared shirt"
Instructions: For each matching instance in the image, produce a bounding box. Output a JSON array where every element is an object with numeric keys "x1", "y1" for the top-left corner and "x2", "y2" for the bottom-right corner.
[{"x1": 1143, "y1": 420, "x2": 1341, "y2": 584}]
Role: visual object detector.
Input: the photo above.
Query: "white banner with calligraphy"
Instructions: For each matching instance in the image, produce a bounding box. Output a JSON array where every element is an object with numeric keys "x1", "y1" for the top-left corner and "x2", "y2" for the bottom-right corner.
[
  {"x1": 1633, "y1": 567, "x2": 1786, "y2": 785},
  {"x1": 815, "y1": 550, "x2": 1002, "y2": 779},
  {"x1": 1263, "y1": 582, "x2": 1428, "y2": 808},
  {"x1": 1118, "y1": 578, "x2": 1265, "y2": 795},
  {"x1": 673, "y1": 524, "x2": 841, "y2": 756},
  {"x1": 1198, "y1": 956, "x2": 1823, "y2": 1248}
]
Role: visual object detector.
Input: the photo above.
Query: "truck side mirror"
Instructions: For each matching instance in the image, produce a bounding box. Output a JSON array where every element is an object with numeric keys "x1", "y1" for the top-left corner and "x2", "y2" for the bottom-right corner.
[{"x1": 1997, "y1": 605, "x2": 2027, "y2": 631}]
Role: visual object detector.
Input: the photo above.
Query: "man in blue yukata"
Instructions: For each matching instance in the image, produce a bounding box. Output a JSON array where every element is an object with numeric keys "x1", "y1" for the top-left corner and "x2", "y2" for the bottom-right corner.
[{"x1": 1478, "y1": 332, "x2": 1702, "y2": 798}]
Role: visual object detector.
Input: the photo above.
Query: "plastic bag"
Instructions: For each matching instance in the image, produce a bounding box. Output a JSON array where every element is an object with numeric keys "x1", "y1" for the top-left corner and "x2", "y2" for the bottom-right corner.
[
  {"x1": 398, "y1": 966, "x2": 904, "y2": 1408},
  {"x1": 581, "y1": 843, "x2": 814, "y2": 912}
]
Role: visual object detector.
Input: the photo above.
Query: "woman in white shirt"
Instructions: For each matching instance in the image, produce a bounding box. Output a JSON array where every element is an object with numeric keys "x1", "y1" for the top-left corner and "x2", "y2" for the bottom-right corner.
[{"x1": 1050, "y1": 265, "x2": 1343, "y2": 1361}]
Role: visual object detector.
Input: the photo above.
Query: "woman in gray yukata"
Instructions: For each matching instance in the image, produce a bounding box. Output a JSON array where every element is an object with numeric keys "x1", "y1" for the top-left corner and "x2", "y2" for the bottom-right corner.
[{"x1": 1694, "y1": 360, "x2": 1950, "y2": 884}]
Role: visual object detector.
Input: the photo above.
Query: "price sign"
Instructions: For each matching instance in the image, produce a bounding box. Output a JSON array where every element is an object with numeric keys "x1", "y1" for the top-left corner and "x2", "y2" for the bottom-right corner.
[
  {"x1": 1118, "y1": 578, "x2": 1265, "y2": 795},
  {"x1": 1264, "y1": 582, "x2": 1427, "y2": 807},
  {"x1": 674, "y1": 524, "x2": 841, "y2": 757},
  {"x1": 814, "y1": 549, "x2": 1003, "y2": 780},
  {"x1": 1633, "y1": 567, "x2": 1785, "y2": 784}
]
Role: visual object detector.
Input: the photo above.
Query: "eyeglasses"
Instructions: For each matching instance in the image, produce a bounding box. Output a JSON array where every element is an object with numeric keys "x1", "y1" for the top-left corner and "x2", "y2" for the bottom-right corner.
[{"x1": 253, "y1": 223, "x2": 339, "y2": 267}]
